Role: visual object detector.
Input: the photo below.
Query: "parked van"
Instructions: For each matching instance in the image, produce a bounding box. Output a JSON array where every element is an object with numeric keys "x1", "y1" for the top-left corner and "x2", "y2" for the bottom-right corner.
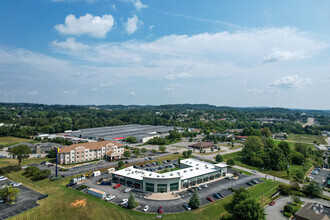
[{"x1": 93, "y1": 171, "x2": 101, "y2": 177}]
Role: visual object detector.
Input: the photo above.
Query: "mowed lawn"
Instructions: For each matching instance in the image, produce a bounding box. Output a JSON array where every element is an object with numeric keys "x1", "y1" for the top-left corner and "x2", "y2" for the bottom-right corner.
[
  {"x1": 287, "y1": 134, "x2": 327, "y2": 145},
  {"x1": 3, "y1": 157, "x2": 280, "y2": 220},
  {"x1": 0, "y1": 136, "x2": 35, "y2": 146}
]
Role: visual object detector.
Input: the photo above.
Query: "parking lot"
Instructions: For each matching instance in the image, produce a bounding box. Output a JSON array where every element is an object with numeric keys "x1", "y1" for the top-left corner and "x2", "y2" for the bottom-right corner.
[
  {"x1": 0, "y1": 179, "x2": 42, "y2": 220},
  {"x1": 308, "y1": 168, "x2": 329, "y2": 187},
  {"x1": 71, "y1": 168, "x2": 262, "y2": 213}
]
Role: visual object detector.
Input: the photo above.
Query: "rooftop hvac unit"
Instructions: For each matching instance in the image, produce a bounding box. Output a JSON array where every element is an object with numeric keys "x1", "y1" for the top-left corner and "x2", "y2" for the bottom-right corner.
[
  {"x1": 190, "y1": 169, "x2": 193, "y2": 171},
  {"x1": 149, "y1": 174, "x2": 152, "y2": 176},
  {"x1": 162, "y1": 175, "x2": 165, "y2": 177},
  {"x1": 177, "y1": 172, "x2": 180, "y2": 175},
  {"x1": 184, "y1": 170, "x2": 187, "y2": 173},
  {"x1": 157, "y1": 175, "x2": 160, "y2": 177},
  {"x1": 196, "y1": 167, "x2": 199, "y2": 170},
  {"x1": 170, "y1": 174, "x2": 173, "y2": 176}
]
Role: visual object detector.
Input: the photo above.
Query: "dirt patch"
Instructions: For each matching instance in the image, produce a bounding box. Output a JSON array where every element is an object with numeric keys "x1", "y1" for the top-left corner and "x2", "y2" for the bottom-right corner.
[{"x1": 71, "y1": 199, "x2": 87, "y2": 208}]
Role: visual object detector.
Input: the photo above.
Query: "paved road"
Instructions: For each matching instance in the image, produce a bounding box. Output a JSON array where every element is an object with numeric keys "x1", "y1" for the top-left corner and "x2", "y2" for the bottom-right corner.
[{"x1": 265, "y1": 196, "x2": 330, "y2": 220}]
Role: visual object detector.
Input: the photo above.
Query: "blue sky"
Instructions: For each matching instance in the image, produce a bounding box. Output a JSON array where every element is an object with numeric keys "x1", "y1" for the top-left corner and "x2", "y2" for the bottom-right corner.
[{"x1": 0, "y1": 0, "x2": 329, "y2": 109}]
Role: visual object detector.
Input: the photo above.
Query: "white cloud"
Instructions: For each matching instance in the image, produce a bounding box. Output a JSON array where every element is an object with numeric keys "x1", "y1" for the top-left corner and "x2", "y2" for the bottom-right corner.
[
  {"x1": 165, "y1": 72, "x2": 191, "y2": 80},
  {"x1": 27, "y1": 91, "x2": 38, "y2": 95},
  {"x1": 62, "y1": 90, "x2": 77, "y2": 95},
  {"x1": 165, "y1": 83, "x2": 180, "y2": 91},
  {"x1": 99, "y1": 82, "x2": 114, "y2": 87},
  {"x1": 269, "y1": 75, "x2": 312, "y2": 90},
  {"x1": 246, "y1": 88, "x2": 264, "y2": 95},
  {"x1": 264, "y1": 48, "x2": 306, "y2": 62},
  {"x1": 91, "y1": 88, "x2": 98, "y2": 91},
  {"x1": 51, "y1": 0, "x2": 98, "y2": 3},
  {"x1": 52, "y1": 38, "x2": 90, "y2": 50},
  {"x1": 149, "y1": 25, "x2": 155, "y2": 30},
  {"x1": 54, "y1": 13, "x2": 114, "y2": 38},
  {"x1": 124, "y1": 15, "x2": 142, "y2": 35},
  {"x1": 128, "y1": 91, "x2": 136, "y2": 96},
  {"x1": 124, "y1": 0, "x2": 148, "y2": 11},
  {"x1": 111, "y1": 4, "x2": 116, "y2": 10}
]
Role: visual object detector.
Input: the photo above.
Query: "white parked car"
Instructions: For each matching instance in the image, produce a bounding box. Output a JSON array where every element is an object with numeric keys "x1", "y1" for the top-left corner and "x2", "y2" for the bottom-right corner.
[
  {"x1": 22, "y1": 165, "x2": 29, "y2": 169},
  {"x1": 143, "y1": 205, "x2": 149, "y2": 212},
  {"x1": 124, "y1": 188, "x2": 131, "y2": 193},
  {"x1": 252, "y1": 170, "x2": 258, "y2": 173},
  {"x1": 105, "y1": 194, "x2": 116, "y2": 201},
  {"x1": 201, "y1": 184, "x2": 208, "y2": 188},
  {"x1": 10, "y1": 182, "x2": 22, "y2": 187},
  {"x1": 122, "y1": 199, "x2": 128, "y2": 203},
  {"x1": 0, "y1": 176, "x2": 7, "y2": 181}
]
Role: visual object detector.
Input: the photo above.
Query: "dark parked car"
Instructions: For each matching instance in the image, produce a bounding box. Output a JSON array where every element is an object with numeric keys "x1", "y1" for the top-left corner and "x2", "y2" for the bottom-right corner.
[
  {"x1": 218, "y1": 193, "x2": 224, "y2": 198},
  {"x1": 66, "y1": 182, "x2": 77, "y2": 187},
  {"x1": 125, "y1": 161, "x2": 129, "y2": 164},
  {"x1": 133, "y1": 165, "x2": 138, "y2": 168},
  {"x1": 213, "y1": 193, "x2": 221, "y2": 199},
  {"x1": 140, "y1": 164, "x2": 145, "y2": 168},
  {"x1": 40, "y1": 161, "x2": 46, "y2": 164},
  {"x1": 246, "y1": 182, "x2": 254, "y2": 186},
  {"x1": 38, "y1": 194, "x2": 48, "y2": 200},
  {"x1": 155, "y1": 162, "x2": 160, "y2": 165}
]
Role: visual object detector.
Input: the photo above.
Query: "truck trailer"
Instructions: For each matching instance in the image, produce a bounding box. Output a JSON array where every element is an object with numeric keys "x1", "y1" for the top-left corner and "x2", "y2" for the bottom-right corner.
[{"x1": 88, "y1": 188, "x2": 106, "y2": 199}]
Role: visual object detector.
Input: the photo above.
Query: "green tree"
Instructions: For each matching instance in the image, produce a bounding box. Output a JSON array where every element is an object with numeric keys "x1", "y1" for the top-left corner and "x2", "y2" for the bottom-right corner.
[
  {"x1": 0, "y1": 186, "x2": 19, "y2": 204},
  {"x1": 47, "y1": 148, "x2": 56, "y2": 158},
  {"x1": 178, "y1": 157, "x2": 182, "y2": 165},
  {"x1": 284, "y1": 204, "x2": 293, "y2": 213},
  {"x1": 189, "y1": 137, "x2": 193, "y2": 142},
  {"x1": 211, "y1": 147, "x2": 214, "y2": 152},
  {"x1": 159, "y1": 145, "x2": 167, "y2": 152},
  {"x1": 151, "y1": 149, "x2": 157, "y2": 154},
  {"x1": 215, "y1": 154, "x2": 223, "y2": 163},
  {"x1": 232, "y1": 198, "x2": 265, "y2": 220},
  {"x1": 9, "y1": 145, "x2": 31, "y2": 169},
  {"x1": 123, "y1": 150, "x2": 131, "y2": 158},
  {"x1": 188, "y1": 190, "x2": 201, "y2": 209},
  {"x1": 229, "y1": 187, "x2": 250, "y2": 211},
  {"x1": 133, "y1": 148, "x2": 140, "y2": 156},
  {"x1": 32, "y1": 169, "x2": 51, "y2": 181},
  {"x1": 227, "y1": 158, "x2": 235, "y2": 167},
  {"x1": 118, "y1": 160, "x2": 124, "y2": 170},
  {"x1": 23, "y1": 165, "x2": 39, "y2": 177},
  {"x1": 278, "y1": 184, "x2": 292, "y2": 195},
  {"x1": 141, "y1": 148, "x2": 147, "y2": 153},
  {"x1": 304, "y1": 181, "x2": 322, "y2": 197},
  {"x1": 278, "y1": 141, "x2": 290, "y2": 157},
  {"x1": 127, "y1": 194, "x2": 135, "y2": 209},
  {"x1": 291, "y1": 195, "x2": 301, "y2": 204},
  {"x1": 290, "y1": 181, "x2": 300, "y2": 191},
  {"x1": 125, "y1": 136, "x2": 137, "y2": 143},
  {"x1": 260, "y1": 127, "x2": 271, "y2": 137}
]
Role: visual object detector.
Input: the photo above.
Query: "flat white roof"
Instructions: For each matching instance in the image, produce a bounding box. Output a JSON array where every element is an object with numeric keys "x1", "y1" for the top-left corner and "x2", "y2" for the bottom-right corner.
[{"x1": 113, "y1": 158, "x2": 227, "y2": 181}]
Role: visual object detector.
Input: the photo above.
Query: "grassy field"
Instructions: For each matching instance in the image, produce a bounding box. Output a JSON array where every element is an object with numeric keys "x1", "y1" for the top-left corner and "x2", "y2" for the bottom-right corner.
[
  {"x1": 231, "y1": 168, "x2": 252, "y2": 176},
  {"x1": 4, "y1": 163, "x2": 279, "y2": 220},
  {"x1": 222, "y1": 151, "x2": 312, "y2": 180},
  {"x1": 287, "y1": 134, "x2": 327, "y2": 145},
  {"x1": 0, "y1": 136, "x2": 35, "y2": 146}
]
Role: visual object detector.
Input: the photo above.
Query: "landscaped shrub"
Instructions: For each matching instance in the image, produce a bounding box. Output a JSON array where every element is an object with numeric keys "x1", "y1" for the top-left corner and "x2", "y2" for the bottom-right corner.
[
  {"x1": 284, "y1": 204, "x2": 294, "y2": 213},
  {"x1": 76, "y1": 185, "x2": 88, "y2": 191},
  {"x1": 59, "y1": 168, "x2": 69, "y2": 171},
  {"x1": 32, "y1": 169, "x2": 51, "y2": 181},
  {"x1": 23, "y1": 166, "x2": 39, "y2": 177},
  {"x1": 50, "y1": 176, "x2": 63, "y2": 181}
]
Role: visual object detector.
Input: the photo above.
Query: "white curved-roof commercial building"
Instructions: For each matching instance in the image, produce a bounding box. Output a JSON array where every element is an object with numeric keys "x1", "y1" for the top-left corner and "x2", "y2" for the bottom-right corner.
[{"x1": 112, "y1": 158, "x2": 228, "y2": 193}]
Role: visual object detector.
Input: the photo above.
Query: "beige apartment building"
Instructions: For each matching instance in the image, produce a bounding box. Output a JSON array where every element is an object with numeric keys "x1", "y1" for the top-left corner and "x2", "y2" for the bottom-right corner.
[{"x1": 58, "y1": 141, "x2": 125, "y2": 164}]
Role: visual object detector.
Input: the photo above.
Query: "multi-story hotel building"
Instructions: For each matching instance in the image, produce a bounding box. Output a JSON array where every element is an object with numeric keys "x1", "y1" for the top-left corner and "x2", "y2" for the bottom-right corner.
[{"x1": 58, "y1": 141, "x2": 125, "y2": 164}]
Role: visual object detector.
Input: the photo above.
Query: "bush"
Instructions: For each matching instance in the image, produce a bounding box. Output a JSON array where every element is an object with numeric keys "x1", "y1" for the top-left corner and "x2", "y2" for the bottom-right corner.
[
  {"x1": 50, "y1": 176, "x2": 63, "y2": 181},
  {"x1": 284, "y1": 212, "x2": 292, "y2": 217},
  {"x1": 291, "y1": 190, "x2": 306, "y2": 197},
  {"x1": 59, "y1": 168, "x2": 69, "y2": 171},
  {"x1": 23, "y1": 166, "x2": 39, "y2": 177},
  {"x1": 76, "y1": 185, "x2": 88, "y2": 191},
  {"x1": 278, "y1": 184, "x2": 292, "y2": 195},
  {"x1": 284, "y1": 204, "x2": 294, "y2": 213},
  {"x1": 32, "y1": 169, "x2": 51, "y2": 181}
]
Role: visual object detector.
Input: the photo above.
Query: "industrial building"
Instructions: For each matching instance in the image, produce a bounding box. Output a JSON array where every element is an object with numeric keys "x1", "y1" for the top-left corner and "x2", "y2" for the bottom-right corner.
[
  {"x1": 70, "y1": 124, "x2": 183, "y2": 143},
  {"x1": 112, "y1": 158, "x2": 228, "y2": 193}
]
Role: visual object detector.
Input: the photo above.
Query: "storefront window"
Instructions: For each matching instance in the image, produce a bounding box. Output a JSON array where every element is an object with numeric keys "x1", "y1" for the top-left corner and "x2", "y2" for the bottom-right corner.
[
  {"x1": 146, "y1": 183, "x2": 154, "y2": 192},
  {"x1": 157, "y1": 184, "x2": 167, "y2": 193},
  {"x1": 222, "y1": 172, "x2": 226, "y2": 177},
  {"x1": 170, "y1": 183, "x2": 179, "y2": 191}
]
